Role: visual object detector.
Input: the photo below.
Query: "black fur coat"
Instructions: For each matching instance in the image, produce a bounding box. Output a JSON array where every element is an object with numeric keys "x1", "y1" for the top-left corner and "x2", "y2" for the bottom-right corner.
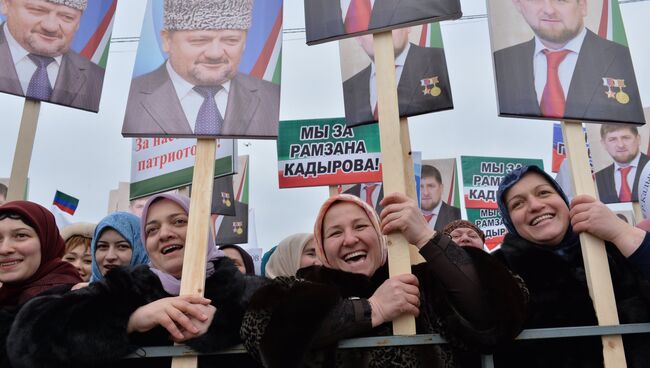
[
  {"x1": 492, "y1": 232, "x2": 650, "y2": 368},
  {"x1": 6, "y1": 258, "x2": 267, "y2": 368},
  {"x1": 243, "y1": 243, "x2": 528, "y2": 368}
]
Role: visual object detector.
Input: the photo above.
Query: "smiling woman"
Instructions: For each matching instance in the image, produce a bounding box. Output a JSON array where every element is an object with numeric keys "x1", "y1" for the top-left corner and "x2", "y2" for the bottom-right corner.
[
  {"x1": 6, "y1": 193, "x2": 268, "y2": 368},
  {"x1": 0, "y1": 201, "x2": 81, "y2": 367},
  {"x1": 492, "y1": 165, "x2": 650, "y2": 368},
  {"x1": 242, "y1": 193, "x2": 528, "y2": 368}
]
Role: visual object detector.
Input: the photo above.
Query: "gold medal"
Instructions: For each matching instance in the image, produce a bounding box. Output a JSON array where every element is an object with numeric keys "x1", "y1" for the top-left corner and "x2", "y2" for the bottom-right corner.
[
  {"x1": 430, "y1": 87, "x2": 441, "y2": 97},
  {"x1": 225, "y1": 199, "x2": 231, "y2": 207},
  {"x1": 236, "y1": 228, "x2": 243, "y2": 235},
  {"x1": 616, "y1": 91, "x2": 629, "y2": 104}
]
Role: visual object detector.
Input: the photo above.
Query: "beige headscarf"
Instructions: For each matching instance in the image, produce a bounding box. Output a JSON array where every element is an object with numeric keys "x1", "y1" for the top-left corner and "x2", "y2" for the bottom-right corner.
[{"x1": 265, "y1": 233, "x2": 314, "y2": 278}]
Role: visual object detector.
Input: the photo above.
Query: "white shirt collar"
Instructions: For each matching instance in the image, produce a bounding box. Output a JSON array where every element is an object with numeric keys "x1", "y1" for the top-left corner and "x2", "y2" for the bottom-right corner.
[
  {"x1": 534, "y1": 27, "x2": 587, "y2": 55},
  {"x1": 4, "y1": 23, "x2": 62, "y2": 66},
  {"x1": 165, "y1": 60, "x2": 231, "y2": 101}
]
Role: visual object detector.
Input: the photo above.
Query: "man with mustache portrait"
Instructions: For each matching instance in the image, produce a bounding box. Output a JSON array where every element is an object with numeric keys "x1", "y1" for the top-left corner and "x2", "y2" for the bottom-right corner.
[
  {"x1": 122, "y1": 0, "x2": 280, "y2": 138},
  {"x1": 0, "y1": 0, "x2": 105, "y2": 112}
]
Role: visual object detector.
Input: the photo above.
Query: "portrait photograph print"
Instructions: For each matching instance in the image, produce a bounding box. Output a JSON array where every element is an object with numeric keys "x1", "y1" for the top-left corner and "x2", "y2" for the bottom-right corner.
[
  {"x1": 121, "y1": 0, "x2": 282, "y2": 139},
  {"x1": 487, "y1": 0, "x2": 645, "y2": 125},
  {"x1": 339, "y1": 23, "x2": 453, "y2": 127},
  {"x1": 0, "y1": 0, "x2": 116, "y2": 113},
  {"x1": 585, "y1": 108, "x2": 650, "y2": 204},
  {"x1": 304, "y1": 0, "x2": 461, "y2": 45},
  {"x1": 420, "y1": 158, "x2": 461, "y2": 232}
]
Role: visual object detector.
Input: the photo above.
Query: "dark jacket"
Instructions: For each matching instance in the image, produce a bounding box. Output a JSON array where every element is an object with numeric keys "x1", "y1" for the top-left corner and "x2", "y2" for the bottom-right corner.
[
  {"x1": 7, "y1": 258, "x2": 267, "y2": 368},
  {"x1": 243, "y1": 235, "x2": 528, "y2": 368},
  {"x1": 492, "y1": 232, "x2": 650, "y2": 368}
]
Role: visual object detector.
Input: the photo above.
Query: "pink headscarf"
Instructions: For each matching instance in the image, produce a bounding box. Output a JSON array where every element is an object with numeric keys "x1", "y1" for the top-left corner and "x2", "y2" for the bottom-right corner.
[
  {"x1": 140, "y1": 193, "x2": 224, "y2": 295},
  {"x1": 313, "y1": 194, "x2": 387, "y2": 269}
]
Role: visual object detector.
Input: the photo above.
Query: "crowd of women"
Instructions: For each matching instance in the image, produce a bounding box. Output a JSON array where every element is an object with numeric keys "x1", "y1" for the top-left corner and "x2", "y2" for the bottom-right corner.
[{"x1": 1, "y1": 165, "x2": 649, "y2": 367}]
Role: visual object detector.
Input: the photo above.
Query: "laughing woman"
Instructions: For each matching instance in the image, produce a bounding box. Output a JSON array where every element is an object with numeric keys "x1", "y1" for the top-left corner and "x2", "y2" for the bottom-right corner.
[
  {"x1": 7, "y1": 194, "x2": 266, "y2": 368},
  {"x1": 243, "y1": 193, "x2": 527, "y2": 367},
  {"x1": 0, "y1": 201, "x2": 82, "y2": 367},
  {"x1": 492, "y1": 165, "x2": 650, "y2": 368}
]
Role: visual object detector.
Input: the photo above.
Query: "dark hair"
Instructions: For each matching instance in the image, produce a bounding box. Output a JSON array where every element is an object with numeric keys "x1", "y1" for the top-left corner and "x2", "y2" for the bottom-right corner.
[
  {"x1": 0, "y1": 183, "x2": 7, "y2": 198},
  {"x1": 600, "y1": 124, "x2": 639, "y2": 138},
  {"x1": 421, "y1": 165, "x2": 442, "y2": 185},
  {"x1": 0, "y1": 211, "x2": 35, "y2": 229}
]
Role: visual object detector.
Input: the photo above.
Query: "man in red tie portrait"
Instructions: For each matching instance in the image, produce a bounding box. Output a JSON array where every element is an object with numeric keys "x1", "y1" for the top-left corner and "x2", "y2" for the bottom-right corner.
[
  {"x1": 303, "y1": 0, "x2": 461, "y2": 44},
  {"x1": 491, "y1": 0, "x2": 644, "y2": 125},
  {"x1": 594, "y1": 124, "x2": 649, "y2": 203},
  {"x1": 420, "y1": 165, "x2": 460, "y2": 231}
]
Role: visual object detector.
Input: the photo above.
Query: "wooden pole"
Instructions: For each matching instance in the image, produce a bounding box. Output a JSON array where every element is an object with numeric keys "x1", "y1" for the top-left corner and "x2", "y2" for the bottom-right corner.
[
  {"x1": 171, "y1": 138, "x2": 217, "y2": 368},
  {"x1": 561, "y1": 121, "x2": 627, "y2": 368},
  {"x1": 373, "y1": 31, "x2": 416, "y2": 335},
  {"x1": 7, "y1": 100, "x2": 40, "y2": 201},
  {"x1": 329, "y1": 185, "x2": 339, "y2": 197}
]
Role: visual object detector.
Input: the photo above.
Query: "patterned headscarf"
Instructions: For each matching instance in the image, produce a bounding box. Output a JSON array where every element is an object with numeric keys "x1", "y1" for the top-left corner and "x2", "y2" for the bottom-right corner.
[
  {"x1": 0, "y1": 201, "x2": 81, "y2": 306},
  {"x1": 313, "y1": 194, "x2": 387, "y2": 270},
  {"x1": 90, "y1": 212, "x2": 149, "y2": 282},
  {"x1": 140, "y1": 193, "x2": 224, "y2": 295},
  {"x1": 443, "y1": 220, "x2": 486, "y2": 243}
]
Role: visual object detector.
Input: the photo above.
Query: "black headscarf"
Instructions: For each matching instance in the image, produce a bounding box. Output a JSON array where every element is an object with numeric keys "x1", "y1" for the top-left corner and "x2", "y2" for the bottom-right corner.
[{"x1": 219, "y1": 244, "x2": 255, "y2": 275}]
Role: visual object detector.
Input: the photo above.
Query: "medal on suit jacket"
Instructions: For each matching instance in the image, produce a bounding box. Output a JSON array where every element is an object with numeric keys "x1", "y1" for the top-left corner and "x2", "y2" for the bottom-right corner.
[
  {"x1": 221, "y1": 192, "x2": 232, "y2": 207},
  {"x1": 233, "y1": 221, "x2": 244, "y2": 235},
  {"x1": 603, "y1": 77, "x2": 629, "y2": 105},
  {"x1": 420, "y1": 76, "x2": 441, "y2": 97}
]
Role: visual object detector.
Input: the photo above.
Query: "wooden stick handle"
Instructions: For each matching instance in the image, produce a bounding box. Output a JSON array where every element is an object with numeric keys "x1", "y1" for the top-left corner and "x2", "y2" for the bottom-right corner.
[
  {"x1": 7, "y1": 100, "x2": 40, "y2": 201},
  {"x1": 171, "y1": 138, "x2": 217, "y2": 368},
  {"x1": 373, "y1": 31, "x2": 415, "y2": 335},
  {"x1": 561, "y1": 121, "x2": 627, "y2": 368}
]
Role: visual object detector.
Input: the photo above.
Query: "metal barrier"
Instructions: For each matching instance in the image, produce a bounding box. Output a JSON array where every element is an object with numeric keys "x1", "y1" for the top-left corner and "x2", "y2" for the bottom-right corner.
[{"x1": 125, "y1": 323, "x2": 650, "y2": 367}]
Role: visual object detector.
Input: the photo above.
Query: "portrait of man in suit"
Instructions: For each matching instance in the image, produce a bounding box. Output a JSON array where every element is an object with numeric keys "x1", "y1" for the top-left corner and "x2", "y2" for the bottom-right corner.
[
  {"x1": 304, "y1": 0, "x2": 461, "y2": 45},
  {"x1": 0, "y1": 0, "x2": 105, "y2": 112},
  {"x1": 492, "y1": 0, "x2": 644, "y2": 124},
  {"x1": 343, "y1": 182, "x2": 384, "y2": 214},
  {"x1": 342, "y1": 26, "x2": 453, "y2": 127},
  {"x1": 420, "y1": 164, "x2": 460, "y2": 231},
  {"x1": 122, "y1": 0, "x2": 280, "y2": 139},
  {"x1": 594, "y1": 124, "x2": 649, "y2": 203}
]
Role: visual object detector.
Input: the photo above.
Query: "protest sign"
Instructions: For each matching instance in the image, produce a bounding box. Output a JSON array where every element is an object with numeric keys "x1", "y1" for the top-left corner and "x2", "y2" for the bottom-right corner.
[
  {"x1": 130, "y1": 137, "x2": 235, "y2": 199},
  {"x1": 277, "y1": 118, "x2": 382, "y2": 188}
]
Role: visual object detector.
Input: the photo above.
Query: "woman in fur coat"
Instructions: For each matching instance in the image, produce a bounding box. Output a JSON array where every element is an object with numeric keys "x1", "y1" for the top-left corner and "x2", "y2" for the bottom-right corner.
[
  {"x1": 7, "y1": 193, "x2": 266, "y2": 368},
  {"x1": 0, "y1": 201, "x2": 83, "y2": 367},
  {"x1": 492, "y1": 165, "x2": 650, "y2": 368},
  {"x1": 242, "y1": 193, "x2": 528, "y2": 368}
]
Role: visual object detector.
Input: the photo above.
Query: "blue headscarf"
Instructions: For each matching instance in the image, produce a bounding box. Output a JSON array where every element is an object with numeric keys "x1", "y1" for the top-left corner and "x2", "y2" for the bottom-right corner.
[
  {"x1": 90, "y1": 212, "x2": 149, "y2": 281},
  {"x1": 497, "y1": 165, "x2": 578, "y2": 251}
]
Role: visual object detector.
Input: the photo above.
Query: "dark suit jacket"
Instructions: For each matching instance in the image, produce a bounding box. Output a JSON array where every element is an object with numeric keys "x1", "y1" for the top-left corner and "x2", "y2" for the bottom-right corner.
[
  {"x1": 304, "y1": 0, "x2": 461, "y2": 45},
  {"x1": 343, "y1": 43, "x2": 453, "y2": 127},
  {"x1": 344, "y1": 183, "x2": 384, "y2": 214},
  {"x1": 0, "y1": 26, "x2": 105, "y2": 112},
  {"x1": 216, "y1": 200, "x2": 248, "y2": 245},
  {"x1": 121, "y1": 64, "x2": 280, "y2": 139},
  {"x1": 493, "y1": 29, "x2": 644, "y2": 125},
  {"x1": 433, "y1": 201, "x2": 461, "y2": 232},
  {"x1": 594, "y1": 152, "x2": 650, "y2": 204}
]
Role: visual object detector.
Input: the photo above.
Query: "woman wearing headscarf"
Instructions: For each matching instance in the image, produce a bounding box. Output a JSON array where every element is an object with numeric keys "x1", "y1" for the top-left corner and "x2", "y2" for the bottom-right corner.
[
  {"x1": 492, "y1": 165, "x2": 650, "y2": 368},
  {"x1": 442, "y1": 220, "x2": 488, "y2": 251},
  {"x1": 90, "y1": 212, "x2": 149, "y2": 282},
  {"x1": 0, "y1": 201, "x2": 82, "y2": 367},
  {"x1": 220, "y1": 244, "x2": 256, "y2": 275},
  {"x1": 7, "y1": 193, "x2": 267, "y2": 368},
  {"x1": 242, "y1": 193, "x2": 527, "y2": 367},
  {"x1": 61, "y1": 222, "x2": 96, "y2": 282},
  {"x1": 265, "y1": 233, "x2": 322, "y2": 278}
]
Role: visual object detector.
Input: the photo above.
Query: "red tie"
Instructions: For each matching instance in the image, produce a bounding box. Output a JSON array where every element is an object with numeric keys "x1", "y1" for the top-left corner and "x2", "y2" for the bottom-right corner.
[
  {"x1": 619, "y1": 166, "x2": 633, "y2": 202},
  {"x1": 373, "y1": 104, "x2": 378, "y2": 121},
  {"x1": 345, "y1": 0, "x2": 372, "y2": 33},
  {"x1": 540, "y1": 49, "x2": 570, "y2": 118},
  {"x1": 364, "y1": 183, "x2": 377, "y2": 206},
  {"x1": 423, "y1": 213, "x2": 434, "y2": 223}
]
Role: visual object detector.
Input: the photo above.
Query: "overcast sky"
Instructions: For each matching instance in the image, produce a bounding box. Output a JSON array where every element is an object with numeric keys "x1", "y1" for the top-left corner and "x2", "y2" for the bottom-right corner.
[{"x1": 0, "y1": 0, "x2": 648, "y2": 251}]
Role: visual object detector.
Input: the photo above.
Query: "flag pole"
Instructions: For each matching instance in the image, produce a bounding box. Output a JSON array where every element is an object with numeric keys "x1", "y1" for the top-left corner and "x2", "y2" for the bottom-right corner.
[{"x1": 7, "y1": 100, "x2": 40, "y2": 201}]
